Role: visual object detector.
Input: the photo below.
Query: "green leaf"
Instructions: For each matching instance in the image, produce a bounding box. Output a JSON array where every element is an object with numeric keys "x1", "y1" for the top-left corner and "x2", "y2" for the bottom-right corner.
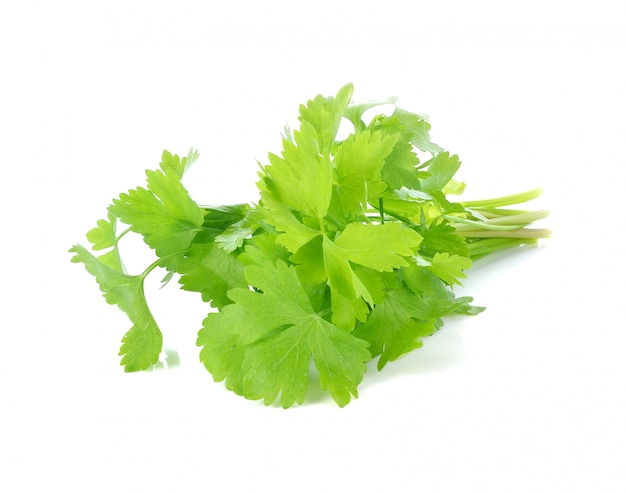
[
  {"x1": 96, "y1": 248, "x2": 124, "y2": 272},
  {"x1": 332, "y1": 222, "x2": 422, "y2": 271},
  {"x1": 380, "y1": 132, "x2": 422, "y2": 191},
  {"x1": 201, "y1": 203, "x2": 250, "y2": 231},
  {"x1": 159, "y1": 148, "x2": 199, "y2": 178},
  {"x1": 298, "y1": 82, "x2": 354, "y2": 154},
  {"x1": 420, "y1": 152, "x2": 461, "y2": 194},
  {"x1": 353, "y1": 266, "x2": 398, "y2": 306},
  {"x1": 353, "y1": 285, "x2": 438, "y2": 370},
  {"x1": 291, "y1": 236, "x2": 327, "y2": 286},
  {"x1": 416, "y1": 221, "x2": 470, "y2": 259},
  {"x1": 177, "y1": 242, "x2": 247, "y2": 309},
  {"x1": 427, "y1": 252, "x2": 472, "y2": 286},
  {"x1": 332, "y1": 130, "x2": 398, "y2": 216},
  {"x1": 321, "y1": 235, "x2": 369, "y2": 330},
  {"x1": 197, "y1": 260, "x2": 371, "y2": 407},
  {"x1": 402, "y1": 264, "x2": 481, "y2": 319},
  {"x1": 344, "y1": 94, "x2": 397, "y2": 130},
  {"x1": 392, "y1": 108, "x2": 444, "y2": 154},
  {"x1": 262, "y1": 124, "x2": 333, "y2": 219},
  {"x1": 109, "y1": 168, "x2": 204, "y2": 271},
  {"x1": 367, "y1": 114, "x2": 425, "y2": 191},
  {"x1": 257, "y1": 189, "x2": 321, "y2": 253},
  {"x1": 214, "y1": 209, "x2": 261, "y2": 253},
  {"x1": 442, "y1": 178, "x2": 466, "y2": 195},
  {"x1": 237, "y1": 231, "x2": 292, "y2": 268},
  {"x1": 259, "y1": 84, "x2": 353, "y2": 220},
  {"x1": 85, "y1": 213, "x2": 124, "y2": 271},
  {"x1": 86, "y1": 212, "x2": 118, "y2": 250},
  {"x1": 196, "y1": 203, "x2": 251, "y2": 243},
  {"x1": 240, "y1": 324, "x2": 311, "y2": 406},
  {"x1": 379, "y1": 194, "x2": 426, "y2": 224},
  {"x1": 69, "y1": 245, "x2": 162, "y2": 372},
  {"x1": 320, "y1": 223, "x2": 420, "y2": 330}
]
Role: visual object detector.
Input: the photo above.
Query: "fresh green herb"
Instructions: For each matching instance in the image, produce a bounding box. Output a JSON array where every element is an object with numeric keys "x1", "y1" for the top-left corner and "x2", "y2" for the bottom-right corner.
[{"x1": 70, "y1": 83, "x2": 549, "y2": 407}]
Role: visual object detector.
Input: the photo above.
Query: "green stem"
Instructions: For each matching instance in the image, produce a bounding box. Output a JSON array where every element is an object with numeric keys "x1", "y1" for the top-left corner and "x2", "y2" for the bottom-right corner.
[
  {"x1": 461, "y1": 188, "x2": 544, "y2": 209},
  {"x1": 473, "y1": 210, "x2": 550, "y2": 225},
  {"x1": 317, "y1": 215, "x2": 327, "y2": 234},
  {"x1": 113, "y1": 226, "x2": 133, "y2": 251},
  {"x1": 458, "y1": 228, "x2": 552, "y2": 239},
  {"x1": 140, "y1": 251, "x2": 186, "y2": 279},
  {"x1": 468, "y1": 237, "x2": 539, "y2": 259},
  {"x1": 465, "y1": 207, "x2": 529, "y2": 218},
  {"x1": 447, "y1": 215, "x2": 529, "y2": 231},
  {"x1": 449, "y1": 211, "x2": 550, "y2": 231}
]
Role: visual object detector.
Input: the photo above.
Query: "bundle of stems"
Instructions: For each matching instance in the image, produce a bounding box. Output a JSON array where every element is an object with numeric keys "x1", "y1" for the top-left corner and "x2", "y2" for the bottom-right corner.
[{"x1": 452, "y1": 188, "x2": 550, "y2": 259}]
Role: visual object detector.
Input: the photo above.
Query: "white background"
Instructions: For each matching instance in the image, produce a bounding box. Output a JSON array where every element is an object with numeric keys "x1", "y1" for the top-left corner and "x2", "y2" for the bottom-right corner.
[{"x1": 2, "y1": 1, "x2": 625, "y2": 491}]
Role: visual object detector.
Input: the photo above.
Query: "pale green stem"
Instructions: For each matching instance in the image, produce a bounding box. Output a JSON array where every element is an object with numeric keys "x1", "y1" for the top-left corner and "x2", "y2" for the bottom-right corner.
[
  {"x1": 468, "y1": 237, "x2": 539, "y2": 258},
  {"x1": 474, "y1": 210, "x2": 550, "y2": 225},
  {"x1": 458, "y1": 228, "x2": 552, "y2": 239},
  {"x1": 140, "y1": 251, "x2": 186, "y2": 279},
  {"x1": 461, "y1": 188, "x2": 544, "y2": 208}
]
